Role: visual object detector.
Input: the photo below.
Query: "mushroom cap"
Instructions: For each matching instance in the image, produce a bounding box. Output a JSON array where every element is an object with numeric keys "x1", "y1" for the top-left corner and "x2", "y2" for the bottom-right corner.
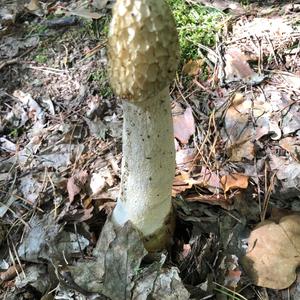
[{"x1": 108, "y1": 0, "x2": 180, "y2": 101}]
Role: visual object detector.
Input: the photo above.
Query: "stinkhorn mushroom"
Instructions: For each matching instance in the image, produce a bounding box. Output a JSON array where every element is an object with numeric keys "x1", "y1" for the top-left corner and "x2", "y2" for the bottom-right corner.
[{"x1": 108, "y1": 0, "x2": 180, "y2": 251}]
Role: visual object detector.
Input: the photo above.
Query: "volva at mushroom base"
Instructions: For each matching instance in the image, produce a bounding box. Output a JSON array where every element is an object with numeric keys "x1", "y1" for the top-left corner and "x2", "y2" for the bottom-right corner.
[{"x1": 108, "y1": 0, "x2": 180, "y2": 251}]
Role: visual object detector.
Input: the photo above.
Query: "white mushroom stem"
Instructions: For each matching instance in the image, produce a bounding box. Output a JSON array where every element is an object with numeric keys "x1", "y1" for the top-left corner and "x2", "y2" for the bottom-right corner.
[
  {"x1": 112, "y1": 87, "x2": 175, "y2": 247},
  {"x1": 108, "y1": 0, "x2": 179, "y2": 251}
]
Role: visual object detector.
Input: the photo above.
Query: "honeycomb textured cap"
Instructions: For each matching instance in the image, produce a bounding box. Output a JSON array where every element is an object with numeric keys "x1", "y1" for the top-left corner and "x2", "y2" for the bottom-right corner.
[{"x1": 108, "y1": 0, "x2": 180, "y2": 101}]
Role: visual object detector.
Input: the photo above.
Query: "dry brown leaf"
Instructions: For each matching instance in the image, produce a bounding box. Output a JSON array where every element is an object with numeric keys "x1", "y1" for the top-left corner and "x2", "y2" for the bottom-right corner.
[
  {"x1": 224, "y1": 48, "x2": 256, "y2": 83},
  {"x1": 99, "y1": 201, "x2": 116, "y2": 214},
  {"x1": 66, "y1": 8, "x2": 103, "y2": 19},
  {"x1": 176, "y1": 148, "x2": 196, "y2": 171},
  {"x1": 196, "y1": 166, "x2": 222, "y2": 191},
  {"x1": 172, "y1": 167, "x2": 221, "y2": 197},
  {"x1": 173, "y1": 106, "x2": 195, "y2": 144},
  {"x1": 279, "y1": 137, "x2": 300, "y2": 157},
  {"x1": 232, "y1": 92, "x2": 244, "y2": 106},
  {"x1": 185, "y1": 193, "x2": 232, "y2": 209},
  {"x1": 224, "y1": 106, "x2": 255, "y2": 162},
  {"x1": 229, "y1": 140, "x2": 255, "y2": 162},
  {"x1": 270, "y1": 207, "x2": 300, "y2": 223},
  {"x1": 225, "y1": 106, "x2": 250, "y2": 141},
  {"x1": 25, "y1": 0, "x2": 41, "y2": 12},
  {"x1": 182, "y1": 59, "x2": 203, "y2": 76},
  {"x1": 0, "y1": 265, "x2": 24, "y2": 281},
  {"x1": 172, "y1": 172, "x2": 194, "y2": 196},
  {"x1": 221, "y1": 173, "x2": 249, "y2": 193},
  {"x1": 67, "y1": 170, "x2": 89, "y2": 203},
  {"x1": 242, "y1": 215, "x2": 300, "y2": 289},
  {"x1": 198, "y1": 0, "x2": 245, "y2": 14}
]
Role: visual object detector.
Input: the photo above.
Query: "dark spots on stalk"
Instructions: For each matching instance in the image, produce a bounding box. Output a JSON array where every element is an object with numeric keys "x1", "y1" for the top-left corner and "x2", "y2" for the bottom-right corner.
[
  {"x1": 157, "y1": 194, "x2": 160, "y2": 197},
  {"x1": 147, "y1": 135, "x2": 150, "y2": 138},
  {"x1": 149, "y1": 177, "x2": 152, "y2": 181}
]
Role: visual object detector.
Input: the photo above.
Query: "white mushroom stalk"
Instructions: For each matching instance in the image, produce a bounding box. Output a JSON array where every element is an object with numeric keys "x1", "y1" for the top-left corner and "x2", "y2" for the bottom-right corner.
[{"x1": 108, "y1": 0, "x2": 179, "y2": 251}]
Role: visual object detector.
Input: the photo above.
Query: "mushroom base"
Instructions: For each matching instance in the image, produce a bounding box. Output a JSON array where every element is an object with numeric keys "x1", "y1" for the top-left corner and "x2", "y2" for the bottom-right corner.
[{"x1": 142, "y1": 208, "x2": 175, "y2": 252}]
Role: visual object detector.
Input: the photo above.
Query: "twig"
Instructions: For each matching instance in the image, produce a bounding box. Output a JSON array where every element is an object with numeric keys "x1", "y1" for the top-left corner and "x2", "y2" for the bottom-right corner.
[{"x1": 0, "y1": 46, "x2": 36, "y2": 71}]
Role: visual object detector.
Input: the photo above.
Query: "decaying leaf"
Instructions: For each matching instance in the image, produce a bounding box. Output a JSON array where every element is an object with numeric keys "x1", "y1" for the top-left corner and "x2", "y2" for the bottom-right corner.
[
  {"x1": 221, "y1": 173, "x2": 249, "y2": 193},
  {"x1": 229, "y1": 140, "x2": 255, "y2": 162},
  {"x1": 0, "y1": 265, "x2": 23, "y2": 282},
  {"x1": 279, "y1": 136, "x2": 300, "y2": 158},
  {"x1": 176, "y1": 148, "x2": 196, "y2": 171},
  {"x1": 242, "y1": 215, "x2": 300, "y2": 289},
  {"x1": 92, "y1": 0, "x2": 109, "y2": 10},
  {"x1": 185, "y1": 193, "x2": 232, "y2": 209},
  {"x1": 172, "y1": 172, "x2": 195, "y2": 196},
  {"x1": 67, "y1": 170, "x2": 88, "y2": 203},
  {"x1": 66, "y1": 8, "x2": 103, "y2": 19},
  {"x1": 182, "y1": 59, "x2": 203, "y2": 76},
  {"x1": 172, "y1": 167, "x2": 222, "y2": 197},
  {"x1": 224, "y1": 105, "x2": 255, "y2": 161},
  {"x1": 15, "y1": 265, "x2": 50, "y2": 294},
  {"x1": 224, "y1": 48, "x2": 263, "y2": 84},
  {"x1": 173, "y1": 106, "x2": 195, "y2": 144},
  {"x1": 25, "y1": 0, "x2": 43, "y2": 16},
  {"x1": 198, "y1": 0, "x2": 245, "y2": 14}
]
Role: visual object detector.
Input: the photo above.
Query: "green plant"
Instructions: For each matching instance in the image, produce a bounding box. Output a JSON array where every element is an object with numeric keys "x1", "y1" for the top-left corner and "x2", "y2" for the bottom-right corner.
[
  {"x1": 167, "y1": 0, "x2": 223, "y2": 60},
  {"x1": 34, "y1": 54, "x2": 48, "y2": 64},
  {"x1": 82, "y1": 16, "x2": 111, "y2": 40},
  {"x1": 89, "y1": 70, "x2": 113, "y2": 98},
  {"x1": 9, "y1": 127, "x2": 23, "y2": 139}
]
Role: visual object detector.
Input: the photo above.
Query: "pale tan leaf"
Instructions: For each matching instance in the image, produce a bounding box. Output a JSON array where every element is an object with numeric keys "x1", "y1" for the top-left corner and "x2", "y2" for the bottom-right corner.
[
  {"x1": 173, "y1": 107, "x2": 195, "y2": 144},
  {"x1": 242, "y1": 215, "x2": 300, "y2": 289}
]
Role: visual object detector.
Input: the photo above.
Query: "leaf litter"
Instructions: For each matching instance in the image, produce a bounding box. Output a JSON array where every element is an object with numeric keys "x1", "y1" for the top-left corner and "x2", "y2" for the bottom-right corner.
[{"x1": 0, "y1": 0, "x2": 300, "y2": 299}]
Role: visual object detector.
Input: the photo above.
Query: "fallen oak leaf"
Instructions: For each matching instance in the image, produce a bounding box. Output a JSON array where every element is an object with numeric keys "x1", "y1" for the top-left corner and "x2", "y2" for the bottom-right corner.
[
  {"x1": 242, "y1": 215, "x2": 300, "y2": 289},
  {"x1": 221, "y1": 173, "x2": 249, "y2": 193},
  {"x1": 67, "y1": 170, "x2": 89, "y2": 203}
]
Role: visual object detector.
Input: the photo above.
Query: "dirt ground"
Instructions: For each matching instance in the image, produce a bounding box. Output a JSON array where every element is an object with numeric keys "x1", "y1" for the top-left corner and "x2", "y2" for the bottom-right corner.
[{"x1": 1, "y1": 0, "x2": 300, "y2": 299}]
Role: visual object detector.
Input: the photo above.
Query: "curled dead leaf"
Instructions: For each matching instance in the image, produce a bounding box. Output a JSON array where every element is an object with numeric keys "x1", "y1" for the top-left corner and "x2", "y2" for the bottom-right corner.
[
  {"x1": 67, "y1": 170, "x2": 88, "y2": 203},
  {"x1": 221, "y1": 173, "x2": 249, "y2": 193}
]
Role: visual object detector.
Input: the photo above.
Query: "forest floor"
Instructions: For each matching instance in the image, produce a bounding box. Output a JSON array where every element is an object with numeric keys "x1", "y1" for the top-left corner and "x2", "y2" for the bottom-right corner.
[{"x1": 0, "y1": 0, "x2": 300, "y2": 299}]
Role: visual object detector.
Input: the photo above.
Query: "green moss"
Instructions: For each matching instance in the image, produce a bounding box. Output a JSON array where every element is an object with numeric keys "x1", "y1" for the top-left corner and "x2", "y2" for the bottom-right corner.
[
  {"x1": 34, "y1": 54, "x2": 48, "y2": 64},
  {"x1": 26, "y1": 24, "x2": 48, "y2": 37},
  {"x1": 82, "y1": 16, "x2": 111, "y2": 40},
  {"x1": 89, "y1": 70, "x2": 113, "y2": 98},
  {"x1": 167, "y1": 0, "x2": 223, "y2": 60}
]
